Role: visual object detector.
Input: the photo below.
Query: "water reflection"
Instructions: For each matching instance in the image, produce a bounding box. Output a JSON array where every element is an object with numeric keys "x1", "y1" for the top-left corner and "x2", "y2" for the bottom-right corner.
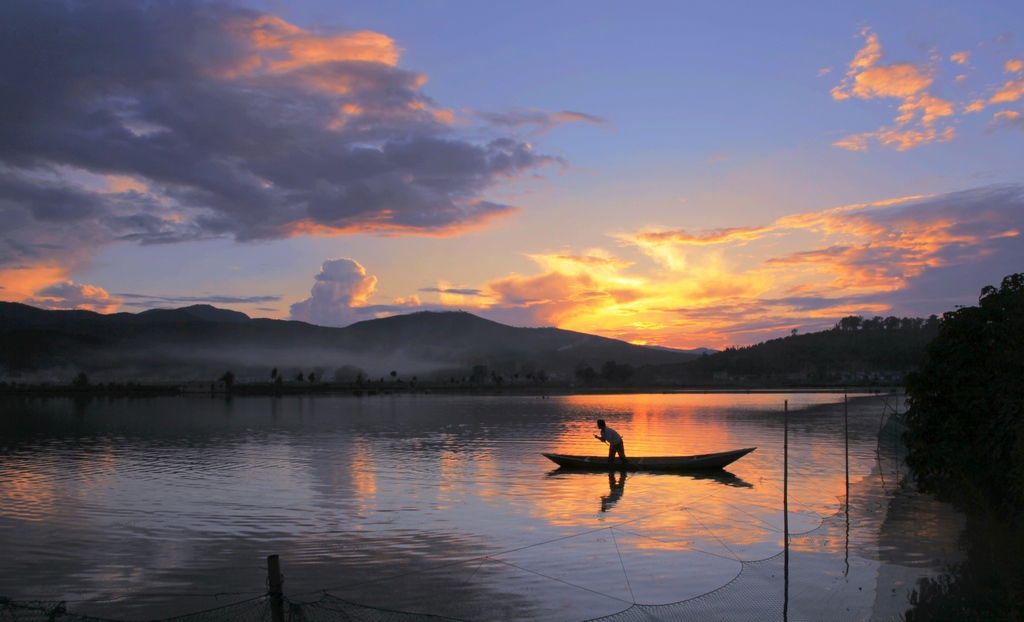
[
  {"x1": 544, "y1": 468, "x2": 756, "y2": 517},
  {"x1": 601, "y1": 471, "x2": 626, "y2": 512},
  {"x1": 0, "y1": 392, "x2": 920, "y2": 621}
]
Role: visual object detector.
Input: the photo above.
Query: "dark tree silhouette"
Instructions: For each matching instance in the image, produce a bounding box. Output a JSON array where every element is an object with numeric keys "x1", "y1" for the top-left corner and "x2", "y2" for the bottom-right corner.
[
  {"x1": 575, "y1": 361, "x2": 597, "y2": 383},
  {"x1": 470, "y1": 365, "x2": 488, "y2": 384},
  {"x1": 600, "y1": 360, "x2": 634, "y2": 384},
  {"x1": 902, "y1": 274, "x2": 1024, "y2": 622},
  {"x1": 903, "y1": 272, "x2": 1024, "y2": 521}
]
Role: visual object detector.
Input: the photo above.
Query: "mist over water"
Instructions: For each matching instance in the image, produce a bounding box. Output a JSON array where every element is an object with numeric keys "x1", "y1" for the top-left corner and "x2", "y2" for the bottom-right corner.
[{"x1": 0, "y1": 392, "x2": 936, "y2": 620}]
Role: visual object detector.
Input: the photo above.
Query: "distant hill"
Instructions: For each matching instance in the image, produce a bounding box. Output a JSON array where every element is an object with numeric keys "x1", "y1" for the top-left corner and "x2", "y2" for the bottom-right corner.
[
  {"x1": 644, "y1": 345, "x2": 717, "y2": 356},
  {"x1": 634, "y1": 316, "x2": 941, "y2": 387},
  {"x1": 0, "y1": 303, "x2": 697, "y2": 383}
]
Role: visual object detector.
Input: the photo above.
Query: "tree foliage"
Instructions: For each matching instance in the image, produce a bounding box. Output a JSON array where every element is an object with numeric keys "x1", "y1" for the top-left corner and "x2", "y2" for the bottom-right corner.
[
  {"x1": 600, "y1": 360, "x2": 634, "y2": 384},
  {"x1": 682, "y1": 315, "x2": 939, "y2": 381},
  {"x1": 903, "y1": 273, "x2": 1024, "y2": 523}
]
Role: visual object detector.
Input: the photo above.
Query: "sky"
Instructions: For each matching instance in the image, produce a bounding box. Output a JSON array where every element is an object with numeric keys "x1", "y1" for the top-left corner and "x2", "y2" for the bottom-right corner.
[{"x1": 1, "y1": 0, "x2": 1022, "y2": 349}]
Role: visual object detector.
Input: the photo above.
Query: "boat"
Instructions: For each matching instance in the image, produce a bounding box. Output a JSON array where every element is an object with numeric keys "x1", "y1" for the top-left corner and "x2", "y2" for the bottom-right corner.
[{"x1": 542, "y1": 447, "x2": 756, "y2": 472}]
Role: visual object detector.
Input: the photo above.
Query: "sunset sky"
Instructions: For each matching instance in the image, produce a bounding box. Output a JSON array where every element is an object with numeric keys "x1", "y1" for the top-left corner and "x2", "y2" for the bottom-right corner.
[{"x1": 2, "y1": 0, "x2": 1022, "y2": 349}]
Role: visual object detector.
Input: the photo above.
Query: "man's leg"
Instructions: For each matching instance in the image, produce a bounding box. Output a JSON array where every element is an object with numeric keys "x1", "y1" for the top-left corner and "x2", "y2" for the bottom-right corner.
[
  {"x1": 607, "y1": 444, "x2": 615, "y2": 464},
  {"x1": 614, "y1": 443, "x2": 627, "y2": 465}
]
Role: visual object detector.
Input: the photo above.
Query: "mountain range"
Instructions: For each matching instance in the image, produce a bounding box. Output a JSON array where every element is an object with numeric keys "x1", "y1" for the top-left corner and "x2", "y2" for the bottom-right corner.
[{"x1": 0, "y1": 302, "x2": 703, "y2": 383}]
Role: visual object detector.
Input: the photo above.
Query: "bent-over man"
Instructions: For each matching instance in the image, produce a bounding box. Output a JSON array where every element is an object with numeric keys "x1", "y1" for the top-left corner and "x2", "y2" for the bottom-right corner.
[{"x1": 594, "y1": 419, "x2": 627, "y2": 466}]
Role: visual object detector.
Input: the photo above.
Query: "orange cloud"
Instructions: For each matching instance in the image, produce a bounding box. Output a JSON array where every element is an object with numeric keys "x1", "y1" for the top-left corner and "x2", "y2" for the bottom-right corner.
[
  {"x1": 469, "y1": 246, "x2": 770, "y2": 348},
  {"x1": 227, "y1": 15, "x2": 399, "y2": 76},
  {"x1": 391, "y1": 294, "x2": 422, "y2": 306},
  {"x1": 25, "y1": 280, "x2": 123, "y2": 313},
  {"x1": 992, "y1": 110, "x2": 1023, "y2": 129},
  {"x1": 991, "y1": 79, "x2": 1024, "y2": 104},
  {"x1": 437, "y1": 188, "x2": 1024, "y2": 350},
  {"x1": 834, "y1": 39, "x2": 1024, "y2": 145},
  {"x1": 763, "y1": 201, "x2": 1019, "y2": 296},
  {"x1": 0, "y1": 266, "x2": 74, "y2": 303},
  {"x1": 956, "y1": 59, "x2": 1024, "y2": 115},
  {"x1": 103, "y1": 175, "x2": 148, "y2": 194},
  {"x1": 628, "y1": 226, "x2": 771, "y2": 247},
  {"x1": 620, "y1": 227, "x2": 772, "y2": 273},
  {"x1": 542, "y1": 254, "x2": 635, "y2": 271},
  {"x1": 831, "y1": 135, "x2": 868, "y2": 151},
  {"x1": 831, "y1": 30, "x2": 963, "y2": 150},
  {"x1": 289, "y1": 258, "x2": 377, "y2": 327},
  {"x1": 850, "y1": 64, "x2": 932, "y2": 99},
  {"x1": 965, "y1": 99, "x2": 987, "y2": 113},
  {"x1": 278, "y1": 203, "x2": 521, "y2": 239}
]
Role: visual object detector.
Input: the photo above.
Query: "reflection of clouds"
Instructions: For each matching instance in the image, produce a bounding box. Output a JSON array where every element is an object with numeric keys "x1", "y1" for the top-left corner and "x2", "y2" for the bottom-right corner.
[
  {"x1": 529, "y1": 394, "x2": 858, "y2": 563},
  {"x1": 0, "y1": 468, "x2": 60, "y2": 522},
  {"x1": 349, "y1": 441, "x2": 378, "y2": 503},
  {"x1": 1, "y1": 393, "x2": 903, "y2": 618}
]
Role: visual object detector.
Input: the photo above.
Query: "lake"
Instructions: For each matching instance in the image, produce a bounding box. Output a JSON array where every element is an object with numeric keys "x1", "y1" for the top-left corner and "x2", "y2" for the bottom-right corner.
[{"x1": 0, "y1": 392, "x2": 962, "y2": 621}]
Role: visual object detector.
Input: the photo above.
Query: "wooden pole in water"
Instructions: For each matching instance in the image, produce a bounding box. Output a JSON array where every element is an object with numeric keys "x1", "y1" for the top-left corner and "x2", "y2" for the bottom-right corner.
[
  {"x1": 845, "y1": 394, "x2": 849, "y2": 501},
  {"x1": 783, "y1": 399, "x2": 789, "y2": 621},
  {"x1": 893, "y1": 393, "x2": 900, "y2": 472},
  {"x1": 844, "y1": 394, "x2": 850, "y2": 576},
  {"x1": 267, "y1": 554, "x2": 284, "y2": 622}
]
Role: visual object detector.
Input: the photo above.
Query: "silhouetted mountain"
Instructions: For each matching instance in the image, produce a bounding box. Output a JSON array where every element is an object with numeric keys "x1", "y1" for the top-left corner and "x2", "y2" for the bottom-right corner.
[
  {"x1": 644, "y1": 344, "x2": 716, "y2": 356},
  {"x1": 634, "y1": 315, "x2": 941, "y2": 386},
  {"x1": 0, "y1": 304, "x2": 697, "y2": 383},
  {"x1": 0, "y1": 303, "x2": 941, "y2": 387},
  {"x1": 141, "y1": 304, "x2": 252, "y2": 324}
]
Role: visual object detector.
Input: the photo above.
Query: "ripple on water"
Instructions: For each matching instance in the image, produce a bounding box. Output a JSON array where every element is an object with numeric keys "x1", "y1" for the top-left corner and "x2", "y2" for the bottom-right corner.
[{"x1": 0, "y1": 392, "x2": 930, "y2": 620}]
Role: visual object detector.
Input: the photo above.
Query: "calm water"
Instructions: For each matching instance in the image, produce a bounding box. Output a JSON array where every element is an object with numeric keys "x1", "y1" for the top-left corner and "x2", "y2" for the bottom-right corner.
[{"x1": 0, "y1": 392, "x2": 954, "y2": 621}]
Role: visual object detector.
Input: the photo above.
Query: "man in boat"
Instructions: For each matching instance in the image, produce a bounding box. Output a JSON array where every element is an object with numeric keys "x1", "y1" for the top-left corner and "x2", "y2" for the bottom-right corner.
[{"x1": 594, "y1": 419, "x2": 628, "y2": 465}]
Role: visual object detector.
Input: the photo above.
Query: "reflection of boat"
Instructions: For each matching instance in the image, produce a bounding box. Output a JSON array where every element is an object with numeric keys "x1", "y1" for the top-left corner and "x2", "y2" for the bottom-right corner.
[
  {"x1": 545, "y1": 466, "x2": 753, "y2": 488},
  {"x1": 542, "y1": 447, "x2": 756, "y2": 471}
]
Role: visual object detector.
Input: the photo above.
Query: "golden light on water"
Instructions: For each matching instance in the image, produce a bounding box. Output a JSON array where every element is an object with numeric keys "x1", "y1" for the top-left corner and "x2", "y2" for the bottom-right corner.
[{"x1": 0, "y1": 469, "x2": 60, "y2": 522}]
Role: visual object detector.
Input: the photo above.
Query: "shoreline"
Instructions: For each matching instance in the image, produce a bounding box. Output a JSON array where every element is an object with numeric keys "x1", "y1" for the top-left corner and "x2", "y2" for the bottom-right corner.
[{"x1": 0, "y1": 383, "x2": 903, "y2": 398}]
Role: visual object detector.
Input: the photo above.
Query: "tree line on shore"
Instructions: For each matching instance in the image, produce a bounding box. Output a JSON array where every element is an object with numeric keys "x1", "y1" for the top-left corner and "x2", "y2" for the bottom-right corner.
[
  {"x1": 3, "y1": 310, "x2": 949, "y2": 394},
  {"x1": 901, "y1": 272, "x2": 1023, "y2": 620}
]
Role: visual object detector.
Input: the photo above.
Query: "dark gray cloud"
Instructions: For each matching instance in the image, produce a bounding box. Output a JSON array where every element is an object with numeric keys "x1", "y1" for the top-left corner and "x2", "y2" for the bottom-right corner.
[
  {"x1": 418, "y1": 286, "x2": 486, "y2": 296},
  {"x1": 0, "y1": 0, "x2": 560, "y2": 270},
  {"x1": 25, "y1": 280, "x2": 122, "y2": 312},
  {"x1": 473, "y1": 109, "x2": 610, "y2": 133},
  {"x1": 116, "y1": 292, "x2": 283, "y2": 309}
]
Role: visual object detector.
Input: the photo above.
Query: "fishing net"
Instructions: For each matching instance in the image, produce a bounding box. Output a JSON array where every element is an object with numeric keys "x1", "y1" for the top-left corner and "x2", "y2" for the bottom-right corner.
[{"x1": 2, "y1": 402, "x2": 921, "y2": 622}]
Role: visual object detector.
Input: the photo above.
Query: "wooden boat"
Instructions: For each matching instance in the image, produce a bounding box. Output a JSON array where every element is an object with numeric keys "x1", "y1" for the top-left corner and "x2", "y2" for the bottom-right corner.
[{"x1": 542, "y1": 447, "x2": 756, "y2": 472}]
